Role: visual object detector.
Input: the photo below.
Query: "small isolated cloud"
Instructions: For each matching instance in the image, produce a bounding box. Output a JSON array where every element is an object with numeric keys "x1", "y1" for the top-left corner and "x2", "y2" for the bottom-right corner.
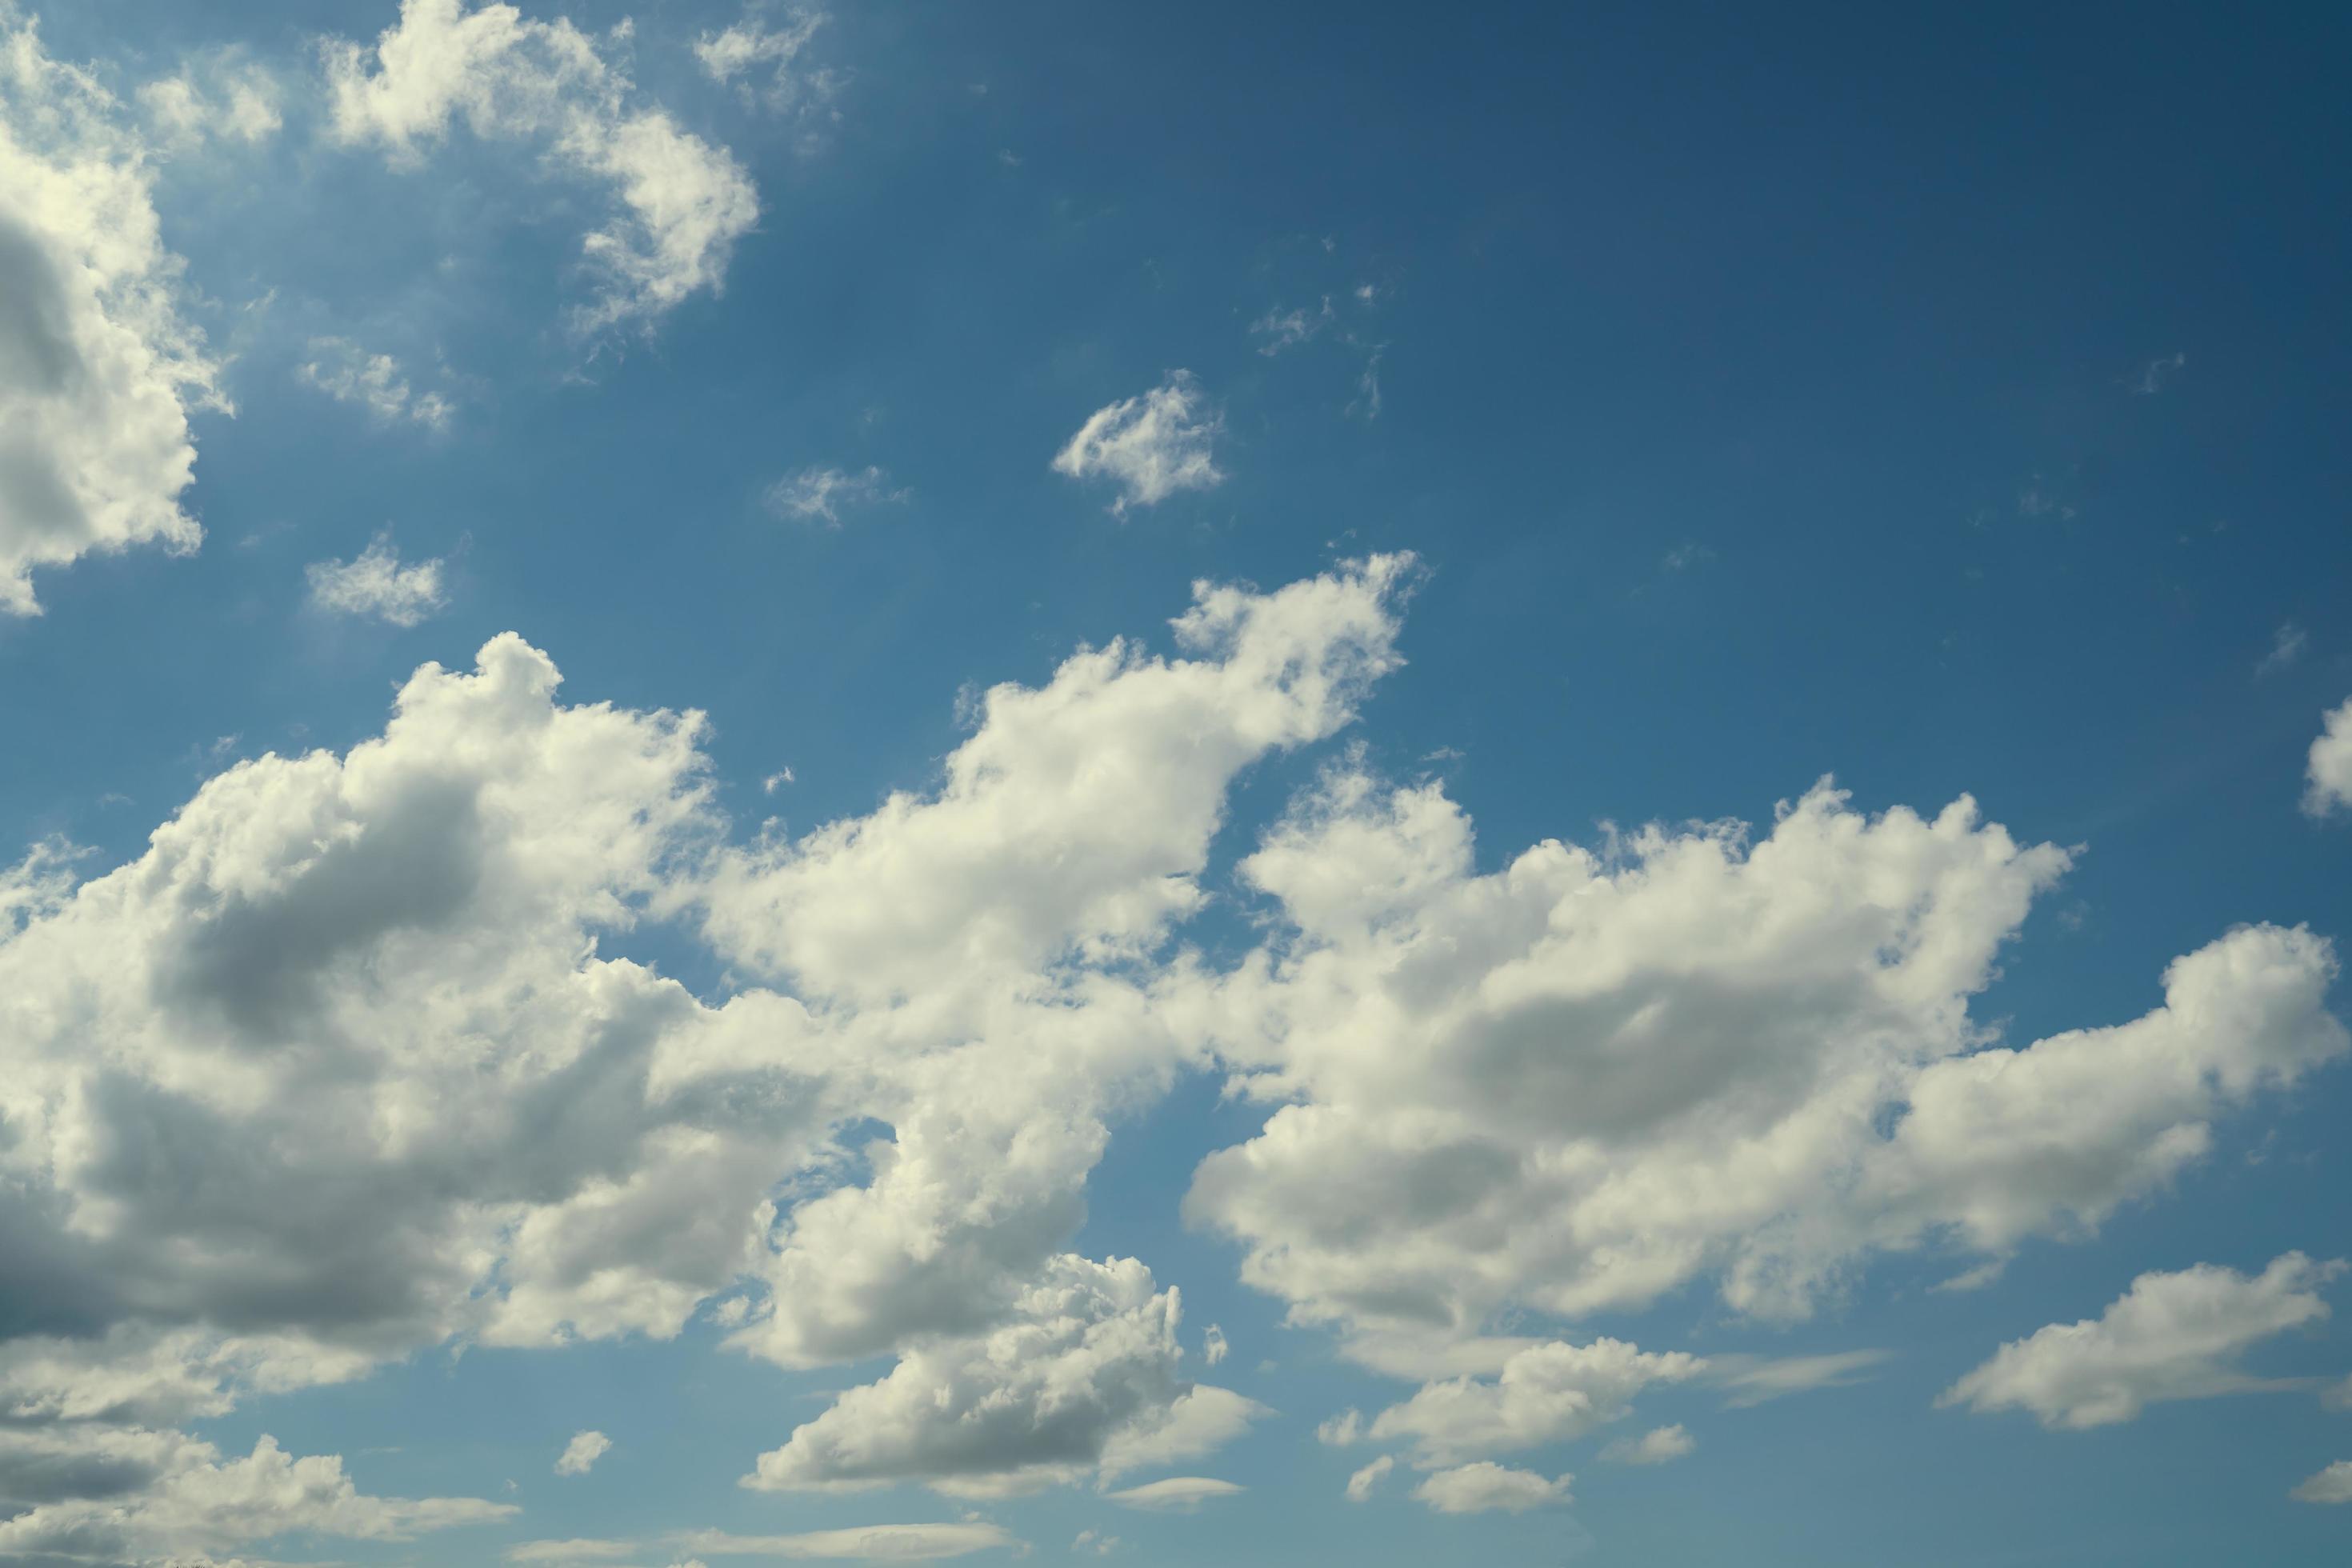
[
  {"x1": 1940, "y1": 1253, "x2": 2343, "y2": 1429},
  {"x1": 2259, "y1": 622, "x2": 2309, "y2": 677},
  {"x1": 765, "y1": 464, "x2": 906, "y2": 525},
  {"x1": 2304, "y1": 696, "x2": 2352, "y2": 817},
  {"x1": 680, "y1": 1523, "x2": 1016, "y2": 1559},
  {"x1": 297, "y1": 338, "x2": 455, "y2": 430},
  {"x1": 2294, "y1": 1461, "x2": 2352, "y2": 1505},
  {"x1": 137, "y1": 54, "x2": 282, "y2": 150},
  {"x1": 1343, "y1": 1455, "x2": 1393, "y2": 1502},
  {"x1": 1411, "y1": 1462, "x2": 1570, "y2": 1515},
  {"x1": 1051, "y1": 371, "x2": 1224, "y2": 514},
  {"x1": 1315, "y1": 1410, "x2": 1362, "y2": 1446},
  {"x1": 762, "y1": 768, "x2": 795, "y2": 794},
  {"x1": 696, "y1": 8, "x2": 826, "y2": 97},
  {"x1": 1250, "y1": 297, "x2": 1332, "y2": 356},
  {"x1": 2017, "y1": 477, "x2": 2078, "y2": 520},
  {"x1": 1349, "y1": 345, "x2": 1385, "y2": 421},
  {"x1": 1202, "y1": 1325, "x2": 1228, "y2": 1366},
  {"x1": 1601, "y1": 1424, "x2": 1694, "y2": 1466},
  {"x1": 1071, "y1": 1529, "x2": 1121, "y2": 1554},
  {"x1": 554, "y1": 1430, "x2": 611, "y2": 1476},
  {"x1": 2127, "y1": 351, "x2": 2187, "y2": 395},
  {"x1": 1661, "y1": 542, "x2": 1716, "y2": 572},
  {"x1": 1101, "y1": 1477, "x2": 1243, "y2": 1512},
  {"x1": 1712, "y1": 1351, "x2": 1892, "y2": 1409},
  {"x1": 508, "y1": 1539, "x2": 636, "y2": 1562},
  {"x1": 306, "y1": 534, "x2": 449, "y2": 626}
]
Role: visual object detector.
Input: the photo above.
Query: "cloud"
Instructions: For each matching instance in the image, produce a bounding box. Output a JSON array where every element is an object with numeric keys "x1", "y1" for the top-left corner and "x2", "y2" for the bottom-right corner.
[
  {"x1": 1180, "y1": 758, "x2": 2346, "y2": 1354},
  {"x1": 1102, "y1": 1476, "x2": 1244, "y2": 1512},
  {"x1": 1601, "y1": 1425, "x2": 1694, "y2": 1466},
  {"x1": 2306, "y1": 697, "x2": 2352, "y2": 817},
  {"x1": 0, "y1": 8, "x2": 226, "y2": 614},
  {"x1": 1410, "y1": 1462, "x2": 1570, "y2": 1515},
  {"x1": 1071, "y1": 1527, "x2": 1122, "y2": 1553},
  {"x1": 509, "y1": 1541, "x2": 637, "y2": 1563},
  {"x1": 766, "y1": 464, "x2": 906, "y2": 525},
  {"x1": 678, "y1": 1523, "x2": 1018, "y2": 1559},
  {"x1": 306, "y1": 532, "x2": 450, "y2": 625},
  {"x1": 2126, "y1": 351, "x2": 2186, "y2": 394},
  {"x1": 2258, "y1": 622, "x2": 2308, "y2": 677},
  {"x1": 323, "y1": 0, "x2": 759, "y2": 331},
  {"x1": 1366, "y1": 1338, "x2": 1705, "y2": 1468},
  {"x1": 1250, "y1": 298, "x2": 1332, "y2": 356},
  {"x1": 1710, "y1": 1351, "x2": 1893, "y2": 1408},
  {"x1": 555, "y1": 1430, "x2": 612, "y2": 1476},
  {"x1": 296, "y1": 337, "x2": 455, "y2": 430},
  {"x1": 137, "y1": 54, "x2": 282, "y2": 150},
  {"x1": 1940, "y1": 1253, "x2": 2343, "y2": 1429},
  {"x1": 744, "y1": 1256, "x2": 1262, "y2": 1497},
  {"x1": 694, "y1": 7, "x2": 834, "y2": 115},
  {"x1": 2294, "y1": 1461, "x2": 2352, "y2": 1505},
  {"x1": 0, "y1": 1434, "x2": 512, "y2": 1562},
  {"x1": 1343, "y1": 1455, "x2": 1393, "y2": 1502},
  {"x1": 1050, "y1": 371, "x2": 1224, "y2": 514},
  {"x1": 1202, "y1": 1324, "x2": 1228, "y2": 1366}
]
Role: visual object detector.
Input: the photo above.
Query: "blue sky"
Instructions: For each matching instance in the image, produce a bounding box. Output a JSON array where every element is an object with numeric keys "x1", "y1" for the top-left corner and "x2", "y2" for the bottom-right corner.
[{"x1": 2, "y1": 1, "x2": 2350, "y2": 1564}]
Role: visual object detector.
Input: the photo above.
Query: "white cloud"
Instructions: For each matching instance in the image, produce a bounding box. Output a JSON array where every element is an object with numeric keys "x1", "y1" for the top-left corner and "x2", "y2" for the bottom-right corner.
[
  {"x1": 766, "y1": 463, "x2": 906, "y2": 525},
  {"x1": 1367, "y1": 1338, "x2": 1704, "y2": 1468},
  {"x1": 744, "y1": 1255, "x2": 1262, "y2": 1497},
  {"x1": 2258, "y1": 621, "x2": 2308, "y2": 676},
  {"x1": 306, "y1": 532, "x2": 450, "y2": 626},
  {"x1": 1102, "y1": 1476, "x2": 1244, "y2": 1512},
  {"x1": 1343, "y1": 1454, "x2": 1393, "y2": 1502},
  {"x1": 694, "y1": 7, "x2": 833, "y2": 114},
  {"x1": 137, "y1": 54, "x2": 282, "y2": 150},
  {"x1": 509, "y1": 1541, "x2": 638, "y2": 1562},
  {"x1": 1250, "y1": 297, "x2": 1331, "y2": 356},
  {"x1": 1940, "y1": 1253, "x2": 2343, "y2": 1429},
  {"x1": 1050, "y1": 371, "x2": 1224, "y2": 514},
  {"x1": 1410, "y1": 1462, "x2": 1570, "y2": 1515},
  {"x1": 2127, "y1": 350, "x2": 2186, "y2": 394},
  {"x1": 1202, "y1": 1323, "x2": 1228, "y2": 1366},
  {"x1": 2306, "y1": 696, "x2": 2352, "y2": 817},
  {"x1": 1601, "y1": 1424, "x2": 1694, "y2": 1466},
  {"x1": 324, "y1": 0, "x2": 759, "y2": 331},
  {"x1": 2294, "y1": 1461, "x2": 2352, "y2": 1505},
  {"x1": 555, "y1": 1429, "x2": 612, "y2": 1476},
  {"x1": 1711, "y1": 1350, "x2": 1891, "y2": 1408},
  {"x1": 678, "y1": 1523, "x2": 1018, "y2": 1559},
  {"x1": 297, "y1": 336, "x2": 456, "y2": 430},
  {"x1": 1072, "y1": 1526, "x2": 1122, "y2": 1553},
  {"x1": 1180, "y1": 759, "x2": 2346, "y2": 1355},
  {"x1": 0, "y1": 9, "x2": 225, "y2": 614},
  {"x1": 0, "y1": 1433, "x2": 512, "y2": 1561}
]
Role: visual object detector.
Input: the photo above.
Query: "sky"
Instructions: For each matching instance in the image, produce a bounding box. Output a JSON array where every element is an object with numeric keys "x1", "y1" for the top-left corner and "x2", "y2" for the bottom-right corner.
[{"x1": 1, "y1": 1, "x2": 2350, "y2": 1564}]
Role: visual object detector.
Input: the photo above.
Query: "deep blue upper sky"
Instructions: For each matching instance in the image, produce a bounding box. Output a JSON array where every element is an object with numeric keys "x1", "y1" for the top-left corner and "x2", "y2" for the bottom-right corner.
[{"x1": 1, "y1": 2, "x2": 2349, "y2": 1565}]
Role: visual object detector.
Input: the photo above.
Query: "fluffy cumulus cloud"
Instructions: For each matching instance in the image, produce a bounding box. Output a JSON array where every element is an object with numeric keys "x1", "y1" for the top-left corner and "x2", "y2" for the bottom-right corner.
[
  {"x1": 0, "y1": 9, "x2": 226, "y2": 614},
  {"x1": 2307, "y1": 696, "x2": 2352, "y2": 817},
  {"x1": 135, "y1": 53, "x2": 282, "y2": 151},
  {"x1": 296, "y1": 337, "x2": 454, "y2": 430},
  {"x1": 1410, "y1": 1461, "x2": 1571, "y2": 1515},
  {"x1": 323, "y1": 0, "x2": 759, "y2": 330},
  {"x1": 1363, "y1": 1338, "x2": 1705, "y2": 1468},
  {"x1": 306, "y1": 532, "x2": 449, "y2": 625},
  {"x1": 1178, "y1": 764, "x2": 2347, "y2": 1359},
  {"x1": 1940, "y1": 1253, "x2": 2344, "y2": 1429},
  {"x1": 1343, "y1": 1454, "x2": 1393, "y2": 1502},
  {"x1": 2294, "y1": 1461, "x2": 2352, "y2": 1505},
  {"x1": 1602, "y1": 1424, "x2": 1694, "y2": 1466},
  {"x1": 1050, "y1": 371, "x2": 1224, "y2": 514},
  {"x1": 555, "y1": 1430, "x2": 611, "y2": 1476}
]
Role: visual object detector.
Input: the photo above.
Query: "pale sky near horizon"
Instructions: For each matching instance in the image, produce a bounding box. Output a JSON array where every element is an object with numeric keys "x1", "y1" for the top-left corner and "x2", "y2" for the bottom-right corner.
[{"x1": 2, "y1": 2, "x2": 2351, "y2": 1565}]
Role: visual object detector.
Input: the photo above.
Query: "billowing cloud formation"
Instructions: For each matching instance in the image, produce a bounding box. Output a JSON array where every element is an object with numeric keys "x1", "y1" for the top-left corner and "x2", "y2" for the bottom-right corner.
[
  {"x1": 745, "y1": 1256, "x2": 1259, "y2": 1497},
  {"x1": 306, "y1": 531, "x2": 449, "y2": 624},
  {"x1": 1940, "y1": 1253, "x2": 2344, "y2": 1429},
  {"x1": 1366, "y1": 1338, "x2": 1704, "y2": 1468},
  {"x1": 2307, "y1": 696, "x2": 2352, "y2": 817},
  {"x1": 1051, "y1": 370, "x2": 1224, "y2": 514},
  {"x1": 555, "y1": 1430, "x2": 611, "y2": 1476},
  {"x1": 0, "y1": 9, "x2": 224, "y2": 614},
  {"x1": 1411, "y1": 1461, "x2": 1570, "y2": 1514},
  {"x1": 2294, "y1": 1462, "x2": 2352, "y2": 1505},
  {"x1": 1182, "y1": 765, "x2": 2346, "y2": 1354},
  {"x1": 324, "y1": 0, "x2": 759, "y2": 330}
]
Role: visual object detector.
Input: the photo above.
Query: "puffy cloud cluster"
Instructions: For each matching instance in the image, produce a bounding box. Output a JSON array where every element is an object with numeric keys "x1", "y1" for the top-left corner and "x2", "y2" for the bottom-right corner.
[
  {"x1": 0, "y1": 9, "x2": 225, "y2": 614},
  {"x1": 1180, "y1": 767, "x2": 2346, "y2": 1356},
  {"x1": 1361, "y1": 1339, "x2": 1704, "y2": 1469},
  {"x1": 306, "y1": 531, "x2": 449, "y2": 624},
  {"x1": 1411, "y1": 1461, "x2": 1571, "y2": 1514},
  {"x1": 1940, "y1": 1253, "x2": 2344, "y2": 1429},
  {"x1": 2308, "y1": 696, "x2": 2352, "y2": 817},
  {"x1": 295, "y1": 337, "x2": 455, "y2": 430},
  {"x1": 1051, "y1": 371, "x2": 1225, "y2": 514},
  {"x1": 324, "y1": 0, "x2": 759, "y2": 330}
]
